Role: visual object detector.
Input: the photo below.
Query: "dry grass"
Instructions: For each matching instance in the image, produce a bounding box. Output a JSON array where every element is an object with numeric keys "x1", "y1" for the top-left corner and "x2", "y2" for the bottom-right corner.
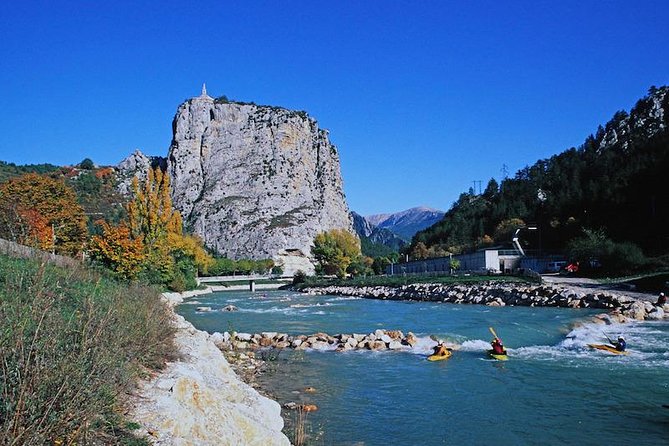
[
  {"x1": 292, "y1": 406, "x2": 308, "y2": 446},
  {"x1": 0, "y1": 254, "x2": 177, "y2": 445}
]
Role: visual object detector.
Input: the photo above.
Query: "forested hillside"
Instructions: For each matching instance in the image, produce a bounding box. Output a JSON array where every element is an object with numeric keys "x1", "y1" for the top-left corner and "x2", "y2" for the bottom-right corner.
[
  {"x1": 0, "y1": 161, "x2": 60, "y2": 183},
  {"x1": 411, "y1": 86, "x2": 669, "y2": 259},
  {"x1": 0, "y1": 159, "x2": 128, "y2": 230}
]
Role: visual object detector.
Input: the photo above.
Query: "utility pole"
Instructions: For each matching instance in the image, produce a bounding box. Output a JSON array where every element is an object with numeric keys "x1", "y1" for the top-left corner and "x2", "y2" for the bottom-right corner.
[{"x1": 472, "y1": 180, "x2": 482, "y2": 195}]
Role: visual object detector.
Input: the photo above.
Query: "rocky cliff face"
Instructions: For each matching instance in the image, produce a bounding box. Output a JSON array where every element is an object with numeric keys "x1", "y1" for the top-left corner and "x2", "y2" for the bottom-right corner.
[
  {"x1": 597, "y1": 86, "x2": 668, "y2": 152},
  {"x1": 351, "y1": 211, "x2": 374, "y2": 238},
  {"x1": 157, "y1": 89, "x2": 354, "y2": 272},
  {"x1": 116, "y1": 149, "x2": 167, "y2": 195}
]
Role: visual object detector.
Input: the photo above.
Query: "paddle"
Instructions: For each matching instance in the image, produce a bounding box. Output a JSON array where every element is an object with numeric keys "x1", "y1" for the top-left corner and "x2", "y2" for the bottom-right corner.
[
  {"x1": 602, "y1": 332, "x2": 616, "y2": 347},
  {"x1": 429, "y1": 335, "x2": 453, "y2": 352}
]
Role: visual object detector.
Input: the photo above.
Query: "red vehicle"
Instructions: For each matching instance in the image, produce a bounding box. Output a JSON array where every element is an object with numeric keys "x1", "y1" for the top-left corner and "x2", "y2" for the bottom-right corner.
[{"x1": 565, "y1": 262, "x2": 579, "y2": 273}]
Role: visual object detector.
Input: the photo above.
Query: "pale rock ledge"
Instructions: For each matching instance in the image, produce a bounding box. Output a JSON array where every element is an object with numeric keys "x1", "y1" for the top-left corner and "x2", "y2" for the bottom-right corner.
[{"x1": 130, "y1": 290, "x2": 290, "y2": 445}]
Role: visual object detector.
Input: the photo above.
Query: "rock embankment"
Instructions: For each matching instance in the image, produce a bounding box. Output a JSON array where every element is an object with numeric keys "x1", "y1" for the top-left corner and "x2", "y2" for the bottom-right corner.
[
  {"x1": 300, "y1": 282, "x2": 668, "y2": 322},
  {"x1": 211, "y1": 328, "x2": 422, "y2": 352},
  {"x1": 129, "y1": 290, "x2": 290, "y2": 446}
]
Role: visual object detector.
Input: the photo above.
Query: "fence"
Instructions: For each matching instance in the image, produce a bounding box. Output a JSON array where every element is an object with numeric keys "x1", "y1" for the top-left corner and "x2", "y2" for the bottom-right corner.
[{"x1": 0, "y1": 237, "x2": 80, "y2": 268}]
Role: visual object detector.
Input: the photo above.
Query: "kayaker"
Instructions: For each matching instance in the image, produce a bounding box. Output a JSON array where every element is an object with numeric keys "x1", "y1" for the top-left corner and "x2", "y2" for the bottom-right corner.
[
  {"x1": 491, "y1": 337, "x2": 506, "y2": 355},
  {"x1": 614, "y1": 336, "x2": 626, "y2": 352},
  {"x1": 656, "y1": 292, "x2": 667, "y2": 306},
  {"x1": 433, "y1": 342, "x2": 449, "y2": 357}
]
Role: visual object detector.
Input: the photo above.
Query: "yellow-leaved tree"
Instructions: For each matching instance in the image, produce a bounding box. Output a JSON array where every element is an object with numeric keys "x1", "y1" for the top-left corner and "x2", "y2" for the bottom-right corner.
[
  {"x1": 312, "y1": 229, "x2": 361, "y2": 278},
  {"x1": 127, "y1": 168, "x2": 212, "y2": 289}
]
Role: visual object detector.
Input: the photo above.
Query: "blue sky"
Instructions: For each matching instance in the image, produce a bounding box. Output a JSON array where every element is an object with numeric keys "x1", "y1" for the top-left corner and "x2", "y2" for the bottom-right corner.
[{"x1": 1, "y1": 1, "x2": 668, "y2": 215}]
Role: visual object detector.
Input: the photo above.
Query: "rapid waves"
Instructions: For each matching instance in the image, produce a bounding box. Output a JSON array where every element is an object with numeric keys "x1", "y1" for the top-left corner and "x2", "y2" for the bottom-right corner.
[{"x1": 183, "y1": 290, "x2": 669, "y2": 367}]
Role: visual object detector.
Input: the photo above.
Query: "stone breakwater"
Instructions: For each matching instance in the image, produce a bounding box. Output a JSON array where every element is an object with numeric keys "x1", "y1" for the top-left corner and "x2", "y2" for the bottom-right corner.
[
  {"x1": 210, "y1": 328, "x2": 422, "y2": 353},
  {"x1": 129, "y1": 289, "x2": 290, "y2": 446},
  {"x1": 299, "y1": 282, "x2": 668, "y2": 323}
]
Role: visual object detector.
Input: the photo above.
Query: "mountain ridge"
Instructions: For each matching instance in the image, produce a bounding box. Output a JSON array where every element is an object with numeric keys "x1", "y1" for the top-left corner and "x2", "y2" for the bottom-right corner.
[{"x1": 366, "y1": 206, "x2": 444, "y2": 241}]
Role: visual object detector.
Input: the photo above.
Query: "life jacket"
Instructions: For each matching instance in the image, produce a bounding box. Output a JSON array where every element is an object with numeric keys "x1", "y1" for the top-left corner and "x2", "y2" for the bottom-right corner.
[{"x1": 492, "y1": 341, "x2": 505, "y2": 354}]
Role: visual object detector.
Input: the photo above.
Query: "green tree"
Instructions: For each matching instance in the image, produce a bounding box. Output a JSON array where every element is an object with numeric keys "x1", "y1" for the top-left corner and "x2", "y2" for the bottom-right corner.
[{"x1": 78, "y1": 158, "x2": 95, "y2": 170}]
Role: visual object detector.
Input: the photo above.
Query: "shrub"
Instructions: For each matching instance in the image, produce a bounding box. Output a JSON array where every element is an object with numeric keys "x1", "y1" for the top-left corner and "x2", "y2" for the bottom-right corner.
[
  {"x1": 293, "y1": 270, "x2": 307, "y2": 285},
  {"x1": 567, "y1": 229, "x2": 647, "y2": 275}
]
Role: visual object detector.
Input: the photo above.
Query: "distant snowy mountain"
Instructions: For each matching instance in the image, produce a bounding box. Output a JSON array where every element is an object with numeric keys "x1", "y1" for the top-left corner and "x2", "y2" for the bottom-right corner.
[{"x1": 366, "y1": 206, "x2": 445, "y2": 241}]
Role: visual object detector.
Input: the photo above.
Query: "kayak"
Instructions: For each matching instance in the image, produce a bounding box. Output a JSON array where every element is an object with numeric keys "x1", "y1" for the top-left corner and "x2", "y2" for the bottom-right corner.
[
  {"x1": 587, "y1": 344, "x2": 629, "y2": 356},
  {"x1": 488, "y1": 350, "x2": 508, "y2": 361},
  {"x1": 427, "y1": 350, "x2": 452, "y2": 361}
]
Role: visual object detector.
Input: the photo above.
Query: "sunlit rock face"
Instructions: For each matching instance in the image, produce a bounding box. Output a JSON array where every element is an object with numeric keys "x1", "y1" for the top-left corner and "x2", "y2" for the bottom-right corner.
[
  {"x1": 167, "y1": 90, "x2": 353, "y2": 272},
  {"x1": 131, "y1": 293, "x2": 291, "y2": 446}
]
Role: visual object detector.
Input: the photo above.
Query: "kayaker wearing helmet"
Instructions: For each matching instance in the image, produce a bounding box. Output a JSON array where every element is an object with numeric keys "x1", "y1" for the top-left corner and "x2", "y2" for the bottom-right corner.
[
  {"x1": 491, "y1": 337, "x2": 506, "y2": 355},
  {"x1": 657, "y1": 292, "x2": 667, "y2": 306},
  {"x1": 614, "y1": 336, "x2": 626, "y2": 352}
]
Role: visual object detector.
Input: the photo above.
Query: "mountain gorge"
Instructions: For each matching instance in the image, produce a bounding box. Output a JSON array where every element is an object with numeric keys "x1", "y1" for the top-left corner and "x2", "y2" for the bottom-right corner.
[
  {"x1": 351, "y1": 212, "x2": 405, "y2": 255},
  {"x1": 367, "y1": 207, "x2": 444, "y2": 241}
]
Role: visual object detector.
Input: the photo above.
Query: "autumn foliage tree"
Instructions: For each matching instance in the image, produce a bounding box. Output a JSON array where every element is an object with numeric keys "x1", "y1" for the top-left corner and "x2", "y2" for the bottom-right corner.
[
  {"x1": 0, "y1": 173, "x2": 87, "y2": 255},
  {"x1": 126, "y1": 168, "x2": 212, "y2": 289},
  {"x1": 312, "y1": 229, "x2": 361, "y2": 278},
  {"x1": 88, "y1": 221, "x2": 145, "y2": 279}
]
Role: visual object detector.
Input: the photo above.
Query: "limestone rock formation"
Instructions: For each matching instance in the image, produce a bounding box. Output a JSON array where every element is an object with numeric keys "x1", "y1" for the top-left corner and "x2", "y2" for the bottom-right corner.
[
  {"x1": 116, "y1": 149, "x2": 167, "y2": 195},
  {"x1": 167, "y1": 88, "x2": 353, "y2": 272}
]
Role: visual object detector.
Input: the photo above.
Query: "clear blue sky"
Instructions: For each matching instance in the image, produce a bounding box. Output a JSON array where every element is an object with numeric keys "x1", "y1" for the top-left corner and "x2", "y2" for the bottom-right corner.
[{"x1": 1, "y1": 1, "x2": 668, "y2": 215}]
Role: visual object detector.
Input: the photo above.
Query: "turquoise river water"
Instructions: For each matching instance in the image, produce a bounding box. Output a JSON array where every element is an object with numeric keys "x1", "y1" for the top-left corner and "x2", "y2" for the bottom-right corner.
[{"x1": 178, "y1": 290, "x2": 669, "y2": 445}]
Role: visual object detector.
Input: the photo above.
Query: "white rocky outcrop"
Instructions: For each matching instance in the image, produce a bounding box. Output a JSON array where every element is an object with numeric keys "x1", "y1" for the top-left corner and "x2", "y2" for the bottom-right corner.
[
  {"x1": 165, "y1": 89, "x2": 353, "y2": 273},
  {"x1": 116, "y1": 149, "x2": 167, "y2": 195},
  {"x1": 130, "y1": 290, "x2": 290, "y2": 446}
]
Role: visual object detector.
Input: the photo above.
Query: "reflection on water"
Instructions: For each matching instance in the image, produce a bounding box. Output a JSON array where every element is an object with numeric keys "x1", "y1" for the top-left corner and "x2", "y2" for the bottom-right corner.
[{"x1": 178, "y1": 290, "x2": 669, "y2": 446}]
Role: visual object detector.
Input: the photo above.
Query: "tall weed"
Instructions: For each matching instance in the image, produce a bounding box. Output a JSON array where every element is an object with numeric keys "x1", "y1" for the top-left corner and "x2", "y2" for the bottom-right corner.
[{"x1": 0, "y1": 255, "x2": 176, "y2": 445}]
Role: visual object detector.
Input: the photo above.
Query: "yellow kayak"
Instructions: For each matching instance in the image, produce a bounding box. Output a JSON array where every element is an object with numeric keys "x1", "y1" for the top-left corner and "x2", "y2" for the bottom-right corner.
[
  {"x1": 487, "y1": 350, "x2": 508, "y2": 361},
  {"x1": 588, "y1": 344, "x2": 629, "y2": 356},
  {"x1": 428, "y1": 350, "x2": 452, "y2": 361}
]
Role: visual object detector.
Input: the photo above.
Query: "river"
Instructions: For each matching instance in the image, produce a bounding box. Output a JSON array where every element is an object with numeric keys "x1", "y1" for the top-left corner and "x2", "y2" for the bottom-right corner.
[{"x1": 178, "y1": 290, "x2": 669, "y2": 445}]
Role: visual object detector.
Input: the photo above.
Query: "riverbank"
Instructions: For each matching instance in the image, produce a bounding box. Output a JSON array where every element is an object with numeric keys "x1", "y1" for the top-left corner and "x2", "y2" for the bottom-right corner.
[
  {"x1": 129, "y1": 287, "x2": 290, "y2": 446},
  {"x1": 296, "y1": 281, "x2": 668, "y2": 322}
]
